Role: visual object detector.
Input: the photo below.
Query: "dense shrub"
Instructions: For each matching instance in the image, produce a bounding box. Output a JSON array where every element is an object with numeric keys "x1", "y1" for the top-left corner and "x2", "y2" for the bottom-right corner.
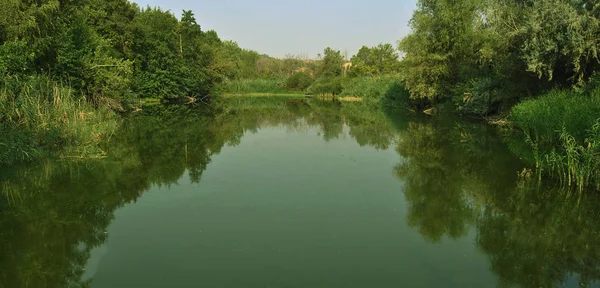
[
  {"x1": 284, "y1": 72, "x2": 314, "y2": 91},
  {"x1": 306, "y1": 77, "x2": 343, "y2": 96},
  {"x1": 452, "y1": 78, "x2": 503, "y2": 117}
]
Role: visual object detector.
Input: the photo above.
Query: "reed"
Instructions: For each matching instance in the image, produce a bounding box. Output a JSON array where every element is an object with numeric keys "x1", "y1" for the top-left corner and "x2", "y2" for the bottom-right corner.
[
  {"x1": 0, "y1": 76, "x2": 118, "y2": 166},
  {"x1": 510, "y1": 89, "x2": 600, "y2": 191},
  {"x1": 220, "y1": 78, "x2": 288, "y2": 94}
]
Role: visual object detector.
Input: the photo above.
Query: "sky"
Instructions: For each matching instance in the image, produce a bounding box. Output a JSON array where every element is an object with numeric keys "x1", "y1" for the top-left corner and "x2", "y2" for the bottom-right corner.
[{"x1": 132, "y1": 0, "x2": 417, "y2": 59}]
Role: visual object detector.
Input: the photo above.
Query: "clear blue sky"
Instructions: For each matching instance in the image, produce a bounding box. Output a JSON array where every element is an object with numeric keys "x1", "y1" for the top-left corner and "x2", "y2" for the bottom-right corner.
[{"x1": 132, "y1": 0, "x2": 417, "y2": 58}]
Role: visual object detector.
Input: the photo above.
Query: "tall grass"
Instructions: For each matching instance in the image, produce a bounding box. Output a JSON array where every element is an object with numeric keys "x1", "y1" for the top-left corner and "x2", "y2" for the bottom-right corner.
[
  {"x1": 339, "y1": 75, "x2": 413, "y2": 108},
  {"x1": 0, "y1": 76, "x2": 119, "y2": 166},
  {"x1": 543, "y1": 124, "x2": 600, "y2": 191},
  {"x1": 509, "y1": 89, "x2": 600, "y2": 191},
  {"x1": 220, "y1": 78, "x2": 288, "y2": 94},
  {"x1": 340, "y1": 76, "x2": 399, "y2": 98},
  {"x1": 510, "y1": 89, "x2": 600, "y2": 143}
]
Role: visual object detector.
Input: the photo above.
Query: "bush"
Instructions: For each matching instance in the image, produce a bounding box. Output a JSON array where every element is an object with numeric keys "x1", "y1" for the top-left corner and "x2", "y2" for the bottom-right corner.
[
  {"x1": 306, "y1": 77, "x2": 343, "y2": 96},
  {"x1": 284, "y1": 72, "x2": 314, "y2": 91},
  {"x1": 340, "y1": 77, "x2": 394, "y2": 98},
  {"x1": 452, "y1": 77, "x2": 502, "y2": 117},
  {"x1": 340, "y1": 76, "x2": 410, "y2": 107},
  {"x1": 382, "y1": 81, "x2": 419, "y2": 108}
]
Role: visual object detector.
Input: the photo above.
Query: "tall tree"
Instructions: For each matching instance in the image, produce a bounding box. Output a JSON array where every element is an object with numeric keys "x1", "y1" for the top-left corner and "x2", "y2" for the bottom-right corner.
[
  {"x1": 318, "y1": 47, "x2": 345, "y2": 77},
  {"x1": 398, "y1": 0, "x2": 486, "y2": 101},
  {"x1": 350, "y1": 43, "x2": 400, "y2": 76},
  {"x1": 128, "y1": 7, "x2": 187, "y2": 99}
]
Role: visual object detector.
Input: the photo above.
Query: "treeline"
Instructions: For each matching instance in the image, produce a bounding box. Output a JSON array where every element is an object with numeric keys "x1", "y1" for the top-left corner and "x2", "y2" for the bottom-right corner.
[
  {"x1": 399, "y1": 0, "x2": 599, "y2": 113},
  {"x1": 0, "y1": 0, "x2": 267, "y2": 166},
  {"x1": 223, "y1": 43, "x2": 407, "y2": 104},
  {"x1": 0, "y1": 0, "x2": 264, "y2": 101},
  {"x1": 398, "y1": 0, "x2": 600, "y2": 191}
]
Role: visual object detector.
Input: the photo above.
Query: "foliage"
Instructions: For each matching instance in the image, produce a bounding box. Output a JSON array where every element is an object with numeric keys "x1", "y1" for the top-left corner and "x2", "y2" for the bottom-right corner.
[
  {"x1": 509, "y1": 89, "x2": 600, "y2": 190},
  {"x1": 220, "y1": 79, "x2": 288, "y2": 94},
  {"x1": 0, "y1": 76, "x2": 118, "y2": 166},
  {"x1": 518, "y1": 0, "x2": 600, "y2": 85},
  {"x1": 348, "y1": 43, "x2": 401, "y2": 77},
  {"x1": 0, "y1": 0, "x2": 264, "y2": 165},
  {"x1": 398, "y1": 0, "x2": 486, "y2": 101},
  {"x1": 398, "y1": 0, "x2": 600, "y2": 104},
  {"x1": 398, "y1": 0, "x2": 600, "y2": 188},
  {"x1": 543, "y1": 125, "x2": 599, "y2": 191},
  {"x1": 339, "y1": 76, "x2": 403, "y2": 107},
  {"x1": 510, "y1": 89, "x2": 600, "y2": 143},
  {"x1": 284, "y1": 72, "x2": 314, "y2": 91},
  {"x1": 127, "y1": 8, "x2": 216, "y2": 100},
  {"x1": 452, "y1": 77, "x2": 503, "y2": 116},
  {"x1": 317, "y1": 47, "x2": 345, "y2": 78},
  {"x1": 306, "y1": 77, "x2": 343, "y2": 96},
  {"x1": 0, "y1": 1, "x2": 251, "y2": 103}
]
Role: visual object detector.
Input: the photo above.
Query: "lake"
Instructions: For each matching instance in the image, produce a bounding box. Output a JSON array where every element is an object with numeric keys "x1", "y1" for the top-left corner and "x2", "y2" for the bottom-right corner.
[{"x1": 1, "y1": 97, "x2": 599, "y2": 288}]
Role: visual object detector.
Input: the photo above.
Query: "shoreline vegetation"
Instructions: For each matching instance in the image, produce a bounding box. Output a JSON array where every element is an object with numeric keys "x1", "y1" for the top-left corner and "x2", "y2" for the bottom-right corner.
[{"x1": 1, "y1": 0, "x2": 598, "y2": 191}]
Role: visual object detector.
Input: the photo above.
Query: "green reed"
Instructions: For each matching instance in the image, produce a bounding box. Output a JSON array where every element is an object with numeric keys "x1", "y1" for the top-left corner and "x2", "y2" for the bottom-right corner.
[{"x1": 0, "y1": 76, "x2": 119, "y2": 166}]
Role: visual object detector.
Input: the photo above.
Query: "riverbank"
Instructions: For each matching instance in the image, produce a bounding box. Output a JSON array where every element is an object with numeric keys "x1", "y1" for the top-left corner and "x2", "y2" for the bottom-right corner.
[
  {"x1": 0, "y1": 77, "x2": 119, "y2": 167},
  {"x1": 2, "y1": 74, "x2": 598, "y2": 192},
  {"x1": 221, "y1": 93, "x2": 305, "y2": 97}
]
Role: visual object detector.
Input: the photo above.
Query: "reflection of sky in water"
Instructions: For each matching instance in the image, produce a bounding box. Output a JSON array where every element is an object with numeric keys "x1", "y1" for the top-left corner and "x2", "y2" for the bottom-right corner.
[{"x1": 82, "y1": 243, "x2": 108, "y2": 282}]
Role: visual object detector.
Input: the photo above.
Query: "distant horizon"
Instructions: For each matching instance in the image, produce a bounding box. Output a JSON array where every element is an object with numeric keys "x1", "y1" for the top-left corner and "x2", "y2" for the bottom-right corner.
[{"x1": 132, "y1": 0, "x2": 417, "y2": 58}]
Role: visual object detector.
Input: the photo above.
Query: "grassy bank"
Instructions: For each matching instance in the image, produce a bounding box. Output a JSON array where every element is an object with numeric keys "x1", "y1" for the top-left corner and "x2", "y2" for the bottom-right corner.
[
  {"x1": 340, "y1": 76, "x2": 412, "y2": 107},
  {"x1": 221, "y1": 93, "x2": 305, "y2": 97},
  {"x1": 220, "y1": 79, "x2": 289, "y2": 94},
  {"x1": 508, "y1": 89, "x2": 600, "y2": 191},
  {"x1": 220, "y1": 73, "x2": 315, "y2": 96},
  {"x1": 0, "y1": 76, "x2": 119, "y2": 166}
]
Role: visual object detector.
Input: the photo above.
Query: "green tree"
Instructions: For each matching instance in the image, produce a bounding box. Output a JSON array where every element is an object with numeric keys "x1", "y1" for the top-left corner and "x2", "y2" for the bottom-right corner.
[
  {"x1": 317, "y1": 47, "x2": 345, "y2": 77},
  {"x1": 398, "y1": 0, "x2": 487, "y2": 101},
  {"x1": 178, "y1": 10, "x2": 218, "y2": 96},
  {"x1": 350, "y1": 43, "x2": 400, "y2": 77},
  {"x1": 128, "y1": 7, "x2": 187, "y2": 99}
]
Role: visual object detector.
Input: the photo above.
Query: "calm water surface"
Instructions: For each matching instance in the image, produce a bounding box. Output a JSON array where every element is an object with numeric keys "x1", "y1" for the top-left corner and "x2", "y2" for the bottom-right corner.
[{"x1": 1, "y1": 98, "x2": 599, "y2": 288}]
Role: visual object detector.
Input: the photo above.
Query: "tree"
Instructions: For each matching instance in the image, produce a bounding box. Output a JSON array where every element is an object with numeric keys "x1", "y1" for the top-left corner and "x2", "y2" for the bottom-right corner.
[
  {"x1": 349, "y1": 43, "x2": 400, "y2": 76},
  {"x1": 127, "y1": 8, "x2": 189, "y2": 99},
  {"x1": 317, "y1": 47, "x2": 345, "y2": 77},
  {"x1": 398, "y1": 0, "x2": 487, "y2": 101},
  {"x1": 519, "y1": 0, "x2": 599, "y2": 85}
]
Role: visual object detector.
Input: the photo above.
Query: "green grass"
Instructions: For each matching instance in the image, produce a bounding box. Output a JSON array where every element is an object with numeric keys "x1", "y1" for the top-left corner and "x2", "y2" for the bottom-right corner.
[
  {"x1": 509, "y1": 88, "x2": 600, "y2": 191},
  {"x1": 221, "y1": 76, "x2": 413, "y2": 109},
  {"x1": 339, "y1": 75, "x2": 412, "y2": 108},
  {"x1": 0, "y1": 76, "x2": 119, "y2": 166},
  {"x1": 510, "y1": 89, "x2": 600, "y2": 143},
  {"x1": 340, "y1": 76, "x2": 399, "y2": 98},
  {"x1": 222, "y1": 93, "x2": 305, "y2": 97},
  {"x1": 544, "y1": 125, "x2": 599, "y2": 191},
  {"x1": 220, "y1": 79, "x2": 289, "y2": 94}
]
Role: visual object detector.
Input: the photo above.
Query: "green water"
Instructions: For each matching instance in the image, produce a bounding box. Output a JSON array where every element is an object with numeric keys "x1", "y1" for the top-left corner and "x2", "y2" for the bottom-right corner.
[{"x1": 1, "y1": 98, "x2": 599, "y2": 288}]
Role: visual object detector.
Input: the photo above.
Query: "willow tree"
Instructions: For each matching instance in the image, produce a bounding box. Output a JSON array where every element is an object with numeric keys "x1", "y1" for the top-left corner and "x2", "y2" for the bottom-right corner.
[{"x1": 398, "y1": 0, "x2": 486, "y2": 101}]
